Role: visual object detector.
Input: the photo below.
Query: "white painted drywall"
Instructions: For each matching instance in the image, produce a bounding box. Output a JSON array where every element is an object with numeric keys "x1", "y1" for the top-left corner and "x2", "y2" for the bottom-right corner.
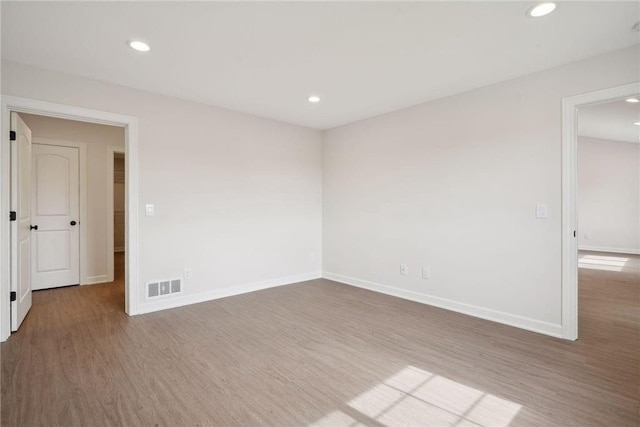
[
  {"x1": 322, "y1": 46, "x2": 639, "y2": 334},
  {"x1": 2, "y1": 61, "x2": 323, "y2": 313},
  {"x1": 19, "y1": 113, "x2": 124, "y2": 283},
  {"x1": 2, "y1": 45, "x2": 637, "y2": 335},
  {"x1": 578, "y1": 136, "x2": 640, "y2": 254}
]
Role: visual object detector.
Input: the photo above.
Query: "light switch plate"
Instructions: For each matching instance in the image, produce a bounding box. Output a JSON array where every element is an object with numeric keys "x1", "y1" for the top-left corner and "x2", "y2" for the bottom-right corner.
[{"x1": 145, "y1": 204, "x2": 154, "y2": 216}]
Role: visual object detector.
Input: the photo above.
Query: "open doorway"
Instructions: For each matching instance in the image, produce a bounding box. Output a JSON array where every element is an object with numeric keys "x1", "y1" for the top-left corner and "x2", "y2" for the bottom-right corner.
[
  {"x1": 575, "y1": 96, "x2": 639, "y2": 341},
  {"x1": 561, "y1": 83, "x2": 640, "y2": 340},
  {"x1": 1, "y1": 96, "x2": 139, "y2": 341},
  {"x1": 107, "y1": 149, "x2": 126, "y2": 284},
  {"x1": 8, "y1": 112, "x2": 126, "y2": 331},
  {"x1": 577, "y1": 99, "x2": 639, "y2": 255},
  {"x1": 113, "y1": 154, "x2": 126, "y2": 254}
]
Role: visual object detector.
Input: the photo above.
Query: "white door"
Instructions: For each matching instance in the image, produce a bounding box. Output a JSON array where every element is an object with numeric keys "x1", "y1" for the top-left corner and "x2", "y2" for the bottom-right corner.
[
  {"x1": 31, "y1": 144, "x2": 80, "y2": 290},
  {"x1": 10, "y1": 113, "x2": 33, "y2": 331}
]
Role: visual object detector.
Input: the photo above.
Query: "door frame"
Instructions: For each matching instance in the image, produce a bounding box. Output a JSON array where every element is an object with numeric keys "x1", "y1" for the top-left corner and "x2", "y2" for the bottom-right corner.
[
  {"x1": 560, "y1": 81, "x2": 639, "y2": 340},
  {"x1": 106, "y1": 145, "x2": 126, "y2": 283},
  {"x1": 1, "y1": 95, "x2": 140, "y2": 341},
  {"x1": 32, "y1": 137, "x2": 89, "y2": 285}
]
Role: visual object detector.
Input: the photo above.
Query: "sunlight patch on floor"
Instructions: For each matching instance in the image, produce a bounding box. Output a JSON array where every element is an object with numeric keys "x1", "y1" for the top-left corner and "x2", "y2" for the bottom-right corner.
[
  {"x1": 579, "y1": 254, "x2": 629, "y2": 272},
  {"x1": 310, "y1": 365, "x2": 522, "y2": 427}
]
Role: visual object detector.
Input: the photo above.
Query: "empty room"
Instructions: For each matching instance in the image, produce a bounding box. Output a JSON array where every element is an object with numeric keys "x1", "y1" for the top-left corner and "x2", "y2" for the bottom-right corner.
[{"x1": 1, "y1": 2, "x2": 638, "y2": 426}]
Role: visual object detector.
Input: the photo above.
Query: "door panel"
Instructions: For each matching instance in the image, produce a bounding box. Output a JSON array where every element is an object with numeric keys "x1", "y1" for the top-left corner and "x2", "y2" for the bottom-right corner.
[
  {"x1": 35, "y1": 231, "x2": 71, "y2": 272},
  {"x1": 10, "y1": 112, "x2": 33, "y2": 331},
  {"x1": 19, "y1": 239, "x2": 31, "y2": 301},
  {"x1": 35, "y1": 155, "x2": 70, "y2": 216},
  {"x1": 31, "y1": 144, "x2": 80, "y2": 290}
]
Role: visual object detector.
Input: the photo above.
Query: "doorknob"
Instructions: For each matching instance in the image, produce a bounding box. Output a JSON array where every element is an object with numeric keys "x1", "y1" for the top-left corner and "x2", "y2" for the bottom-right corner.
[
  {"x1": 30, "y1": 225, "x2": 38, "y2": 230},
  {"x1": 70, "y1": 221, "x2": 77, "y2": 226}
]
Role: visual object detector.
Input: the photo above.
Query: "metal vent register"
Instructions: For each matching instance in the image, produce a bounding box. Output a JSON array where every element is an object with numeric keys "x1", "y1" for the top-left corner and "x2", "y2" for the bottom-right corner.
[{"x1": 147, "y1": 278, "x2": 182, "y2": 298}]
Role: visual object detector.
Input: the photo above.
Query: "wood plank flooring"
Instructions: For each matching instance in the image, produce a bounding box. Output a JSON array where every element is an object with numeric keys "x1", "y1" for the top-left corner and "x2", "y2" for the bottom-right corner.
[{"x1": 2, "y1": 251, "x2": 638, "y2": 426}]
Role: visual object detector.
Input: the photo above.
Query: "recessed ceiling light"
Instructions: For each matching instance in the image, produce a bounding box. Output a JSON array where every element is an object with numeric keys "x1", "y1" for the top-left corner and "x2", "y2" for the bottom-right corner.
[
  {"x1": 527, "y1": 3, "x2": 557, "y2": 18},
  {"x1": 307, "y1": 95, "x2": 321, "y2": 103},
  {"x1": 128, "y1": 40, "x2": 150, "y2": 52},
  {"x1": 625, "y1": 98, "x2": 639, "y2": 103}
]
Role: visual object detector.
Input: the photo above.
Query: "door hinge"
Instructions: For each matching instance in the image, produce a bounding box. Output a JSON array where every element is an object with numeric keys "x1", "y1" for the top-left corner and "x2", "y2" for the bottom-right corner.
[
  {"x1": 10, "y1": 211, "x2": 16, "y2": 221},
  {"x1": 573, "y1": 230, "x2": 577, "y2": 238},
  {"x1": 10, "y1": 292, "x2": 16, "y2": 302},
  {"x1": 9, "y1": 131, "x2": 16, "y2": 141}
]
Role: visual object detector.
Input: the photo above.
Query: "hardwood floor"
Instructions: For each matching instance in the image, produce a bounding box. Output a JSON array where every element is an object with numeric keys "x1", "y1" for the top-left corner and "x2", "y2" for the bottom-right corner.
[{"x1": 2, "y1": 251, "x2": 638, "y2": 426}]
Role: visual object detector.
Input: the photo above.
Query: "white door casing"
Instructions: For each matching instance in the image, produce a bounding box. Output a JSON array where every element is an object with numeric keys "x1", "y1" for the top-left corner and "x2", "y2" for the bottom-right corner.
[
  {"x1": 1, "y1": 95, "x2": 139, "y2": 342},
  {"x1": 10, "y1": 113, "x2": 33, "y2": 331},
  {"x1": 31, "y1": 144, "x2": 80, "y2": 290},
  {"x1": 561, "y1": 82, "x2": 640, "y2": 341}
]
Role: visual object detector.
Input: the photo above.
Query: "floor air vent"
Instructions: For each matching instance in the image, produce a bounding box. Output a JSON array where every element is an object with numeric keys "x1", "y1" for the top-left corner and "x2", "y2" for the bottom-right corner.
[{"x1": 147, "y1": 278, "x2": 182, "y2": 298}]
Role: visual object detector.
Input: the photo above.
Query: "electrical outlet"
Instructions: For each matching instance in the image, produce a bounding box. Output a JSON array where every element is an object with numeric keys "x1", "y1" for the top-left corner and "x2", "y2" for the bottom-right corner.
[
  {"x1": 536, "y1": 203, "x2": 548, "y2": 219},
  {"x1": 422, "y1": 267, "x2": 431, "y2": 280},
  {"x1": 184, "y1": 268, "x2": 192, "y2": 279},
  {"x1": 400, "y1": 264, "x2": 408, "y2": 276}
]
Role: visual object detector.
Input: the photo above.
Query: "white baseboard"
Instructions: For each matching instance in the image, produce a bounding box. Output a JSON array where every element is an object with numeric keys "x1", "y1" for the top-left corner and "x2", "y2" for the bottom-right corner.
[
  {"x1": 579, "y1": 245, "x2": 640, "y2": 255},
  {"x1": 137, "y1": 271, "x2": 322, "y2": 315},
  {"x1": 114, "y1": 247, "x2": 125, "y2": 253},
  {"x1": 323, "y1": 272, "x2": 563, "y2": 338},
  {"x1": 84, "y1": 275, "x2": 109, "y2": 285}
]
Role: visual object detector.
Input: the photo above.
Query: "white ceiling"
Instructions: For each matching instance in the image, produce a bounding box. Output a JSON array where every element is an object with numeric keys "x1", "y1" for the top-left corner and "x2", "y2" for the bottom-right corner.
[
  {"x1": 2, "y1": 1, "x2": 639, "y2": 130},
  {"x1": 579, "y1": 98, "x2": 640, "y2": 144}
]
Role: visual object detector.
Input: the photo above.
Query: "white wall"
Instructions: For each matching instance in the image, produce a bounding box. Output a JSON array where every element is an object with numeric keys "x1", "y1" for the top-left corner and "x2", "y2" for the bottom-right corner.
[
  {"x1": 19, "y1": 113, "x2": 124, "y2": 283},
  {"x1": 3, "y1": 46, "x2": 637, "y2": 337},
  {"x1": 578, "y1": 136, "x2": 640, "y2": 254},
  {"x1": 322, "y1": 46, "x2": 639, "y2": 336},
  {"x1": 2, "y1": 60, "x2": 323, "y2": 313}
]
